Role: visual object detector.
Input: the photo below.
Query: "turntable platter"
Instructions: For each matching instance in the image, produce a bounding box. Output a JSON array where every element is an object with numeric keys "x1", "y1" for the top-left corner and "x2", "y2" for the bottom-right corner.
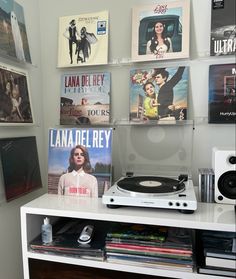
[{"x1": 117, "y1": 176, "x2": 185, "y2": 195}]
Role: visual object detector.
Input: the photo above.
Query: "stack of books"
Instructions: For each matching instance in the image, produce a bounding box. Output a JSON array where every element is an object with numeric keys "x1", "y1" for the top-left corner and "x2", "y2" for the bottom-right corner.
[
  {"x1": 105, "y1": 223, "x2": 194, "y2": 272},
  {"x1": 197, "y1": 230, "x2": 236, "y2": 277}
]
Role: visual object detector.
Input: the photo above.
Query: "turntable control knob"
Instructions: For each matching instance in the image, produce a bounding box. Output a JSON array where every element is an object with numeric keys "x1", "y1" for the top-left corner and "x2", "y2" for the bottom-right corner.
[{"x1": 229, "y1": 156, "x2": 236, "y2": 164}]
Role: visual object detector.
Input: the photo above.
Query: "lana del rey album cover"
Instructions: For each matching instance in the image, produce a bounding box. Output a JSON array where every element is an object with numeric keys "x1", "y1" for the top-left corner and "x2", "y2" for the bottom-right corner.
[
  {"x1": 210, "y1": 0, "x2": 236, "y2": 56},
  {"x1": 47, "y1": 128, "x2": 112, "y2": 198},
  {"x1": 57, "y1": 10, "x2": 108, "y2": 67},
  {"x1": 60, "y1": 72, "x2": 110, "y2": 125},
  {"x1": 131, "y1": 0, "x2": 190, "y2": 62},
  {"x1": 208, "y1": 63, "x2": 236, "y2": 123},
  {"x1": 129, "y1": 66, "x2": 189, "y2": 122}
]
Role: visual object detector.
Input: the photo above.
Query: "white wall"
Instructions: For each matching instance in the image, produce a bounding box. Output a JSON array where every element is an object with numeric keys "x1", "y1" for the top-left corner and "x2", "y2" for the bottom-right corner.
[
  {"x1": 0, "y1": 1, "x2": 46, "y2": 278},
  {"x1": 38, "y1": 0, "x2": 235, "y2": 183},
  {"x1": 0, "y1": 1, "x2": 235, "y2": 278}
]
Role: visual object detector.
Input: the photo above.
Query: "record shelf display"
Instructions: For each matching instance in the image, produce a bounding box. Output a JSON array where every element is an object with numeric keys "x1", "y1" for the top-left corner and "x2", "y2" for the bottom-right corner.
[{"x1": 21, "y1": 194, "x2": 236, "y2": 279}]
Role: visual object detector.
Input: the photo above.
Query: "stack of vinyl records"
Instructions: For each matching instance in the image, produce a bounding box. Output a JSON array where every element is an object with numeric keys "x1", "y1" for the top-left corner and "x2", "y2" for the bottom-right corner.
[
  {"x1": 197, "y1": 230, "x2": 236, "y2": 277},
  {"x1": 105, "y1": 223, "x2": 194, "y2": 272}
]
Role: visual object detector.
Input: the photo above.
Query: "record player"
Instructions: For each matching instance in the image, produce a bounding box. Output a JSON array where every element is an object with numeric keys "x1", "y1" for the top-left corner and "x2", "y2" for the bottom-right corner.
[
  {"x1": 102, "y1": 173, "x2": 197, "y2": 213},
  {"x1": 102, "y1": 122, "x2": 197, "y2": 213}
]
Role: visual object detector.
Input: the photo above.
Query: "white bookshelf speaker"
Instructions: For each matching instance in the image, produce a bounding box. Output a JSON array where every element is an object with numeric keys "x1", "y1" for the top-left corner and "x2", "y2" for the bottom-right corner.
[{"x1": 212, "y1": 147, "x2": 236, "y2": 205}]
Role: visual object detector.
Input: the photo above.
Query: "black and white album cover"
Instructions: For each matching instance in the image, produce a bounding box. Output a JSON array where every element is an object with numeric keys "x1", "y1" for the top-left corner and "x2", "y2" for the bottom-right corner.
[
  {"x1": 208, "y1": 63, "x2": 236, "y2": 123},
  {"x1": 210, "y1": 0, "x2": 236, "y2": 56},
  {"x1": 57, "y1": 10, "x2": 108, "y2": 67}
]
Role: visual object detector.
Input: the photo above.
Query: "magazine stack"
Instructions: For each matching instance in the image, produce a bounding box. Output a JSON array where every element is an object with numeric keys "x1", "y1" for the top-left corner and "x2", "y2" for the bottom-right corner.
[
  {"x1": 105, "y1": 223, "x2": 194, "y2": 272},
  {"x1": 197, "y1": 230, "x2": 236, "y2": 277}
]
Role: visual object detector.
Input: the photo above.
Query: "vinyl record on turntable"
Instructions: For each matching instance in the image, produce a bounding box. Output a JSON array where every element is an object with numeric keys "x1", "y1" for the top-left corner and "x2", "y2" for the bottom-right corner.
[{"x1": 117, "y1": 176, "x2": 185, "y2": 195}]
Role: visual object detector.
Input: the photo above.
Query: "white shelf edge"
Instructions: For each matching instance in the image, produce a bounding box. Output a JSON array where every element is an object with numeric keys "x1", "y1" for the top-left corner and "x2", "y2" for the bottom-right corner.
[
  {"x1": 26, "y1": 251, "x2": 224, "y2": 279},
  {"x1": 21, "y1": 194, "x2": 236, "y2": 232}
]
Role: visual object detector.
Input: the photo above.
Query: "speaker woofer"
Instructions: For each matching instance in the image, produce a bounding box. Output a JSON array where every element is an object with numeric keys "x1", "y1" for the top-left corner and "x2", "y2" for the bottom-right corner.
[{"x1": 218, "y1": 171, "x2": 236, "y2": 200}]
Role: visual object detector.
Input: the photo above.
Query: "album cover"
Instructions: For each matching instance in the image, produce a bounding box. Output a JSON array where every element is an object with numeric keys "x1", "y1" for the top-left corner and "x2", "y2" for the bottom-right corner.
[
  {"x1": 210, "y1": 0, "x2": 236, "y2": 56},
  {"x1": 60, "y1": 72, "x2": 110, "y2": 125},
  {"x1": 131, "y1": 0, "x2": 190, "y2": 62},
  {"x1": 129, "y1": 66, "x2": 189, "y2": 121},
  {"x1": 0, "y1": 0, "x2": 31, "y2": 62},
  {"x1": 0, "y1": 136, "x2": 42, "y2": 202},
  {"x1": 0, "y1": 63, "x2": 33, "y2": 125},
  {"x1": 208, "y1": 63, "x2": 236, "y2": 123},
  {"x1": 48, "y1": 128, "x2": 112, "y2": 197},
  {"x1": 57, "y1": 10, "x2": 108, "y2": 67}
]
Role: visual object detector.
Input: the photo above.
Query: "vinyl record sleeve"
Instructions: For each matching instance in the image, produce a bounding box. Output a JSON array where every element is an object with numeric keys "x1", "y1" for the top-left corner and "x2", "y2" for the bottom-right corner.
[
  {"x1": 208, "y1": 63, "x2": 236, "y2": 123},
  {"x1": 60, "y1": 72, "x2": 110, "y2": 125},
  {"x1": 0, "y1": 136, "x2": 42, "y2": 202},
  {"x1": 48, "y1": 128, "x2": 113, "y2": 197},
  {"x1": 0, "y1": 62, "x2": 34, "y2": 125},
  {"x1": 130, "y1": 66, "x2": 189, "y2": 121},
  {"x1": 0, "y1": 0, "x2": 31, "y2": 63},
  {"x1": 210, "y1": 0, "x2": 236, "y2": 56},
  {"x1": 131, "y1": 0, "x2": 190, "y2": 62},
  {"x1": 57, "y1": 10, "x2": 108, "y2": 67}
]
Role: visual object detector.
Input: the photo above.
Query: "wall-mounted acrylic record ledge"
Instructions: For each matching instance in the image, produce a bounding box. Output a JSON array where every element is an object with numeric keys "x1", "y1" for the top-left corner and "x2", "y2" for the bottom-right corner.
[
  {"x1": 0, "y1": 52, "x2": 37, "y2": 68},
  {"x1": 115, "y1": 118, "x2": 194, "y2": 126},
  {"x1": 108, "y1": 57, "x2": 191, "y2": 68}
]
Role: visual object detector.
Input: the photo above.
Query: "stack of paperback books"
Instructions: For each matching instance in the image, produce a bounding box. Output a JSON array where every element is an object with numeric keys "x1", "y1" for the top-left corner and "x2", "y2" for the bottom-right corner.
[
  {"x1": 197, "y1": 230, "x2": 236, "y2": 277},
  {"x1": 105, "y1": 223, "x2": 194, "y2": 272}
]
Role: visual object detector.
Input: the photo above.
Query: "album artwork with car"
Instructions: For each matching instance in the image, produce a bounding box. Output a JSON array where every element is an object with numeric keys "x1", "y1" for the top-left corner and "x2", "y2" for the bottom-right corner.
[
  {"x1": 57, "y1": 10, "x2": 108, "y2": 67},
  {"x1": 60, "y1": 72, "x2": 110, "y2": 125},
  {"x1": 208, "y1": 63, "x2": 236, "y2": 123},
  {"x1": 129, "y1": 66, "x2": 189, "y2": 122},
  {"x1": 48, "y1": 128, "x2": 112, "y2": 198},
  {"x1": 210, "y1": 0, "x2": 236, "y2": 56},
  {"x1": 131, "y1": 0, "x2": 190, "y2": 62},
  {"x1": 0, "y1": 0, "x2": 31, "y2": 63}
]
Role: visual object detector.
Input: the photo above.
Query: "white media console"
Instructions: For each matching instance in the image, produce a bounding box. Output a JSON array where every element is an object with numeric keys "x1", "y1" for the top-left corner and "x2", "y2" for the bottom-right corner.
[{"x1": 21, "y1": 193, "x2": 236, "y2": 279}]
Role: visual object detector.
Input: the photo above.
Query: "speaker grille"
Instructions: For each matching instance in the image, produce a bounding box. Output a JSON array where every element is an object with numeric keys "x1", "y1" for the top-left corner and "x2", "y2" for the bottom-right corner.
[{"x1": 218, "y1": 171, "x2": 236, "y2": 200}]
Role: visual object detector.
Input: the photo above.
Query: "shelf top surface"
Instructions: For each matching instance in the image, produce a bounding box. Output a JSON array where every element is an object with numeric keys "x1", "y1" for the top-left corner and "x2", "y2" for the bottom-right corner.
[{"x1": 21, "y1": 194, "x2": 236, "y2": 232}]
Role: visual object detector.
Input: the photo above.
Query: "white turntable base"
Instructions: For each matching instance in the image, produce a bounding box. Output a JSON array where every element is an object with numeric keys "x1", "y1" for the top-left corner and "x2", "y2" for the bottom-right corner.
[{"x1": 102, "y1": 179, "x2": 197, "y2": 212}]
